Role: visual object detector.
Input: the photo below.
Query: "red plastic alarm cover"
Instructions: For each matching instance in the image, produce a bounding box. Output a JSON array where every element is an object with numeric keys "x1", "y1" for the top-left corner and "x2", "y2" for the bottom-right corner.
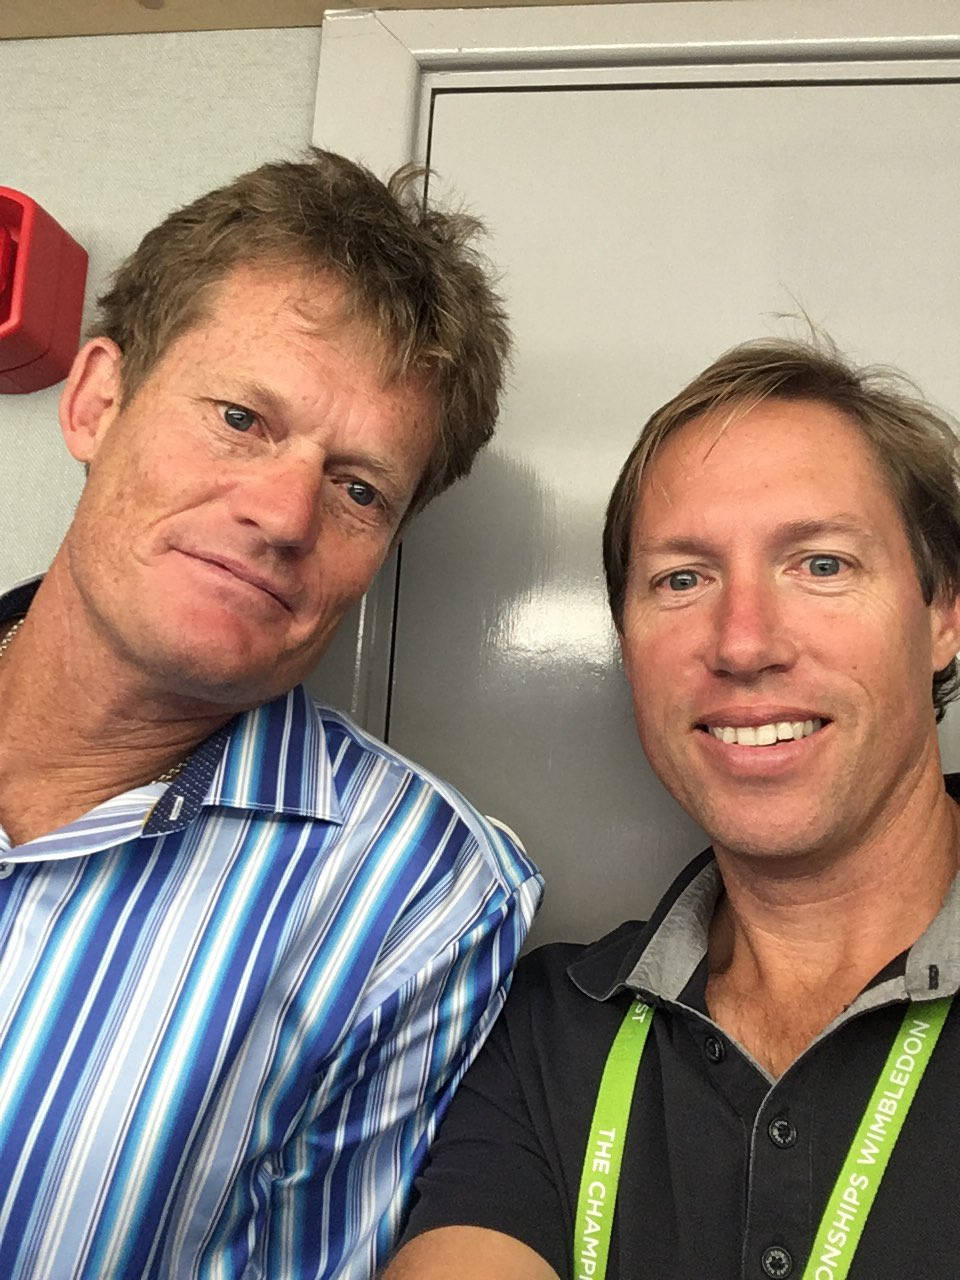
[{"x1": 0, "y1": 187, "x2": 88, "y2": 394}]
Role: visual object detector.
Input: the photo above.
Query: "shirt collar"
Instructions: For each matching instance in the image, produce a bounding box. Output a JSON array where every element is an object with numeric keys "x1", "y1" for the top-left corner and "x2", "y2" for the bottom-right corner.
[
  {"x1": 568, "y1": 848, "x2": 716, "y2": 1003},
  {"x1": 570, "y1": 782, "x2": 960, "y2": 1009},
  {"x1": 1, "y1": 578, "x2": 343, "y2": 840},
  {"x1": 204, "y1": 684, "x2": 341, "y2": 821}
]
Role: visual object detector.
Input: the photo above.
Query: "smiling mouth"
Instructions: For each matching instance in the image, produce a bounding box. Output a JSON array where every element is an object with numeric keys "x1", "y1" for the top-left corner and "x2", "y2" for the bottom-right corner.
[{"x1": 697, "y1": 718, "x2": 827, "y2": 747}]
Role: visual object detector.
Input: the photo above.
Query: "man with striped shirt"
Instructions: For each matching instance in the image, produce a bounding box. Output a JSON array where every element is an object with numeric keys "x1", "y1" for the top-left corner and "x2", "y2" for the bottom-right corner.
[{"x1": 0, "y1": 151, "x2": 541, "y2": 1279}]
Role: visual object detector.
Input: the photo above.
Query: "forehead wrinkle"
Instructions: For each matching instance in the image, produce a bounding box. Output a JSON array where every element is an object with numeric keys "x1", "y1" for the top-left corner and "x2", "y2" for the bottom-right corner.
[
  {"x1": 226, "y1": 355, "x2": 386, "y2": 420},
  {"x1": 289, "y1": 287, "x2": 396, "y2": 385},
  {"x1": 219, "y1": 261, "x2": 390, "y2": 388}
]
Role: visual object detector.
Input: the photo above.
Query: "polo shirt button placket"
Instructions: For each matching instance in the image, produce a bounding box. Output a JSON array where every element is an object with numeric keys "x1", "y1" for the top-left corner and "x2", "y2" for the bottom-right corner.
[{"x1": 761, "y1": 1245, "x2": 794, "y2": 1277}]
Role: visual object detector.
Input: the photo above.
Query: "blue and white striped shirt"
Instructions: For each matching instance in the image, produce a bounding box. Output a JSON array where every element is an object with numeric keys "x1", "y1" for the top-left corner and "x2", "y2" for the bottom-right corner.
[{"x1": 0, "y1": 587, "x2": 541, "y2": 1278}]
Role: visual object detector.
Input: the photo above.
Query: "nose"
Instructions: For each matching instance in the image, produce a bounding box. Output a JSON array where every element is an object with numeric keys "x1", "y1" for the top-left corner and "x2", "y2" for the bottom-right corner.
[
  {"x1": 706, "y1": 574, "x2": 798, "y2": 678},
  {"x1": 228, "y1": 453, "x2": 324, "y2": 554}
]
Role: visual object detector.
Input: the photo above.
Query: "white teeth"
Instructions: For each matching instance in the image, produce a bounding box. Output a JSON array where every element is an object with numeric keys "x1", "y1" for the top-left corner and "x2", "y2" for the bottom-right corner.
[{"x1": 707, "y1": 718, "x2": 823, "y2": 747}]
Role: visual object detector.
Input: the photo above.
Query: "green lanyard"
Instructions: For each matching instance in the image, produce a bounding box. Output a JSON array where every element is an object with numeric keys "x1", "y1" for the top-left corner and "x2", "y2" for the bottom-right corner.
[{"x1": 574, "y1": 995, "x2": 952, "y2": 1280}]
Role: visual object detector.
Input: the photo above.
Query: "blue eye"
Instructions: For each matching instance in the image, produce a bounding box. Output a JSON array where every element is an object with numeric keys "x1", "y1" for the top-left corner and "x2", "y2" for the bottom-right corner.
[
  {"x1": 222, "y1": 404, "x2": 257, "y2": 432},
  {"x1": 665, "y1": 570, "x2": 699, "y2": 591},
  {"x1": 808, "y1": 555, "x2": 842, "y2": 577},
  {"x1": 347, "y1": 481, "x2": 377, "y2": 508}
]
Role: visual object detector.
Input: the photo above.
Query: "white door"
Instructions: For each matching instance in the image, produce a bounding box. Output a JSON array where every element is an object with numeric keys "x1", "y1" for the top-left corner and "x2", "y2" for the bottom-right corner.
[{"x1": 314, "y1": 3, "x2": 960, "y2": 945}]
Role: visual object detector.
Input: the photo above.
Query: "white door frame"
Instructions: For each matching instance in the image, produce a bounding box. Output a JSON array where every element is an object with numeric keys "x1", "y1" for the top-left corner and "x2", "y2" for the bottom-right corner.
[{"x1": 314, "y1": 1, "x2": 960, "y2": 172}]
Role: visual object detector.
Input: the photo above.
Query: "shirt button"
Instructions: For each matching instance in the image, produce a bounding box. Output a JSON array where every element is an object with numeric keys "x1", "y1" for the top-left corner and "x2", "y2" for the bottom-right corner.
[
  {"x1": 0, "y1": 862, "x2": 13, "y2": 879},
  {"x1": 704, "y1": 1035, "x2": 726, "y2": 1064},
  {"x1": 761, "y1": 1245, "x2": 794, "y2": 1277},
  {"x1": 768, "y1": 1117, "x2": 797, "y2": 1148}
]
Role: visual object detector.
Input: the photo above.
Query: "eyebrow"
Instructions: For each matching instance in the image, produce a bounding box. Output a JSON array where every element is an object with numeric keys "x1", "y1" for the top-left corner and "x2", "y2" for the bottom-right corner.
[{"x1": 634, "y1": 515, "x2": 881, "y2": 559}]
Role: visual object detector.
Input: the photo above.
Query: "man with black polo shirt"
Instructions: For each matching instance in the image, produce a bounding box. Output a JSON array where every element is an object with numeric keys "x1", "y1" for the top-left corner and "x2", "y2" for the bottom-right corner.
[{"x1": 385, "y1": 338, "x2": 960, "y2": 1280}]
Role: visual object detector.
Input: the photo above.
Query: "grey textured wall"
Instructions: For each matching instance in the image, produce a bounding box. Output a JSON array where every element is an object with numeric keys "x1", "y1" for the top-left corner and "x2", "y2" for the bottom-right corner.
[{"x1": 0, "y1": 28, "x2": 323, "y2": 585}]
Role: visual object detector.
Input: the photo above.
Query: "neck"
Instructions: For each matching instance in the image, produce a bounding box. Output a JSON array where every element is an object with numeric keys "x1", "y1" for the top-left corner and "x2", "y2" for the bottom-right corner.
[
  {"x1": 705, "y1": 769, "x2": 960, "y2": 1076},
  {"x1": 0, "y1": 572, "x2": 232, "y2": 845}
]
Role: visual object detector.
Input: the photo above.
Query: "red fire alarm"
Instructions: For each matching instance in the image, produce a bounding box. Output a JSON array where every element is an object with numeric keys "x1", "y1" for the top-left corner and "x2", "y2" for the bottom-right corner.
[{"x1": 0, "y1": 187, "x2": 88, "y2": 394}]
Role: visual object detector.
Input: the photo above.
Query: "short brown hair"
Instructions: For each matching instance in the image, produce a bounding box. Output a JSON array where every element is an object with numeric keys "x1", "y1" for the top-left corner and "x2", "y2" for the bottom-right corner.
[
  {"x1": 91, "y1": 148, "x2": 510, "y2": 515},
  {"x1": 603, "y1": 337, "x2": 960, "y2": 719}
]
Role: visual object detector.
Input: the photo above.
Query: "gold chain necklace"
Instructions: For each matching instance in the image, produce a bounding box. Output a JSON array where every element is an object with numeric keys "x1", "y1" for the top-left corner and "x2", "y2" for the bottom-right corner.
[
  {"x1": 152, "y1": 758, "x2": 187, "y2": 786},
  {"x1": 0, "y1": 615, "x2": 187, "y2": 787},
  {"x1": 0, "y1": 617, "x2": 24, "y2": 660}
]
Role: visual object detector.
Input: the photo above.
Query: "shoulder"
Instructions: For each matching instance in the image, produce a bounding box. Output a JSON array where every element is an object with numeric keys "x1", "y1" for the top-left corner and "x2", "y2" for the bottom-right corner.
[
  {"x1": 495, "y1": 922, "x2": 649, "y2": 1043},
  {"x1": 313, "y1": 701, "x2": 541, "y2": 899},
  {"x1": 443, "y1": 927, "x2": 652, "y2": 1154},
  {"x1": 515, "y1": 921, "x2": 649, "y2": 991}
]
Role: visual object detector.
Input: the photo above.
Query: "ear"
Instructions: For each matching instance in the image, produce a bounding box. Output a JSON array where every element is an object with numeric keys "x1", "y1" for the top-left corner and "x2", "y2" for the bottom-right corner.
[
  {"x1": 58, "y1": 337, "x2": 124, "y2": 464},
  {"x1": 929, "y1": 591, "x2": 960, "y2": 673}
]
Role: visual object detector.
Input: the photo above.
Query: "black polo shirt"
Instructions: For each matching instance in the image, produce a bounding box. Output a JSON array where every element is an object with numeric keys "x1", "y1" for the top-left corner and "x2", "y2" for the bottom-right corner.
[{"x1": 402, "y1": 823, "x2": 960, "y2": 1279}]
